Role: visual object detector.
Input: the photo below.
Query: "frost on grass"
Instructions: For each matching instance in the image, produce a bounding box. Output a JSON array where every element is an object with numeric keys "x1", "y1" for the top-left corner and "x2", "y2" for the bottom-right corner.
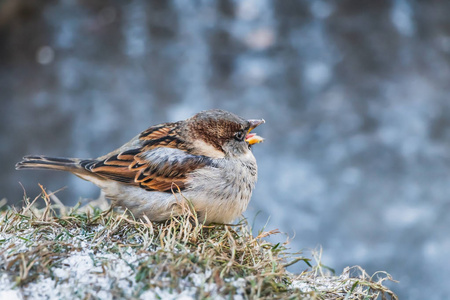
[{"x1": 0, "y1": 188, "x2": 398, "y2": 299}]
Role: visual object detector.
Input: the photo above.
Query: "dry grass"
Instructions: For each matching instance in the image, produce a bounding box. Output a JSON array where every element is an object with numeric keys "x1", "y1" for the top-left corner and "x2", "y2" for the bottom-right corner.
[{"x1": 0, "y1": 186, "x2": 398, "y2": 299}]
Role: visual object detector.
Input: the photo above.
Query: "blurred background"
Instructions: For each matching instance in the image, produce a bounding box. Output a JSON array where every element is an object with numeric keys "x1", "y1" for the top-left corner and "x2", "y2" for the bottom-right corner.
[{"x1": 1, "y1": 0, "x2": 450, "y2": 298}]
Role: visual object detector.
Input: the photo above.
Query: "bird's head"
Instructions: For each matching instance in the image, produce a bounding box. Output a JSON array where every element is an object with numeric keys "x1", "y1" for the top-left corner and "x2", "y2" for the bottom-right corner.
[{"x1": 187, "y1": 109, "x2": 265, "y2": 158}]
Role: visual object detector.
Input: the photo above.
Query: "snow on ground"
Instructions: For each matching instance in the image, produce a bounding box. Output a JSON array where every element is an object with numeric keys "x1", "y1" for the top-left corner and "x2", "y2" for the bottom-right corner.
[{"x1": 0, "y1": 226, "x2": 245, "y2": 300}]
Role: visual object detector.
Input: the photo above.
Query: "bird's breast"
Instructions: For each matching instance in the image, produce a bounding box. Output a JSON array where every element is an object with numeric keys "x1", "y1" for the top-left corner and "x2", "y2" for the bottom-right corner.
[{"x1": 184, "y1": 155, "x2": 258, "y2": 223}]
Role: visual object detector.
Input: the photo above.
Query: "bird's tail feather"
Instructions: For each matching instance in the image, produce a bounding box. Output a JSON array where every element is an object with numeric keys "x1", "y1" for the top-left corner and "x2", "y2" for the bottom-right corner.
[{"x1": 15, "y1": 155, "x2": 83, "y2": 172}]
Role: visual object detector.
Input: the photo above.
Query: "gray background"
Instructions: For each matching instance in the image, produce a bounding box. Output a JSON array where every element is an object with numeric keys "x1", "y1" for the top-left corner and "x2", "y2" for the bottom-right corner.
[{"x1": 1, "y1": 0, "x2": 450, "y2": 298}]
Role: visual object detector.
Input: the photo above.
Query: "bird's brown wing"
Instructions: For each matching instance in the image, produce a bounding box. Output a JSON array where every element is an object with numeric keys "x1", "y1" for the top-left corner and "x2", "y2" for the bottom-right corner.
[
  {"x1": 81, "y1": 147, "x2": 216, "y2": 193},
  {"x1": 138, "y1": 122, "x2": 190, "y2": 151}
]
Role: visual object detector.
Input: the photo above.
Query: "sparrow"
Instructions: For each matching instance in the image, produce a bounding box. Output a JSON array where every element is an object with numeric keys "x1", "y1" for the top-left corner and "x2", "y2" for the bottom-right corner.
[{"x1": 16, "y1": 109, "x2": 265, "y2": 224}]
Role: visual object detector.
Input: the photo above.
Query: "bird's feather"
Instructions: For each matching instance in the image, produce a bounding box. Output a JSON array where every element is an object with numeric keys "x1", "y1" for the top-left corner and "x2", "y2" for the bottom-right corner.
[{"x1": 83, "y1": 146, "x2": 216, "y2": 192}]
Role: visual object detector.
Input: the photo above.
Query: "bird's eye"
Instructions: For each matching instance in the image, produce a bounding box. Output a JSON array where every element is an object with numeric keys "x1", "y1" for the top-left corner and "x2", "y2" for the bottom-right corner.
[{"x1": 234, "y1": 131, "x2": 245, "y2": 141}]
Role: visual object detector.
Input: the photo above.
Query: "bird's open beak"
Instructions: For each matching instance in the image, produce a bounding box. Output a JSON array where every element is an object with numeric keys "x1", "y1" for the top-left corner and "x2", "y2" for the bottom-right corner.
[{"x1": 245, "y1": 119, "x2": 265, "y2": 145}]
